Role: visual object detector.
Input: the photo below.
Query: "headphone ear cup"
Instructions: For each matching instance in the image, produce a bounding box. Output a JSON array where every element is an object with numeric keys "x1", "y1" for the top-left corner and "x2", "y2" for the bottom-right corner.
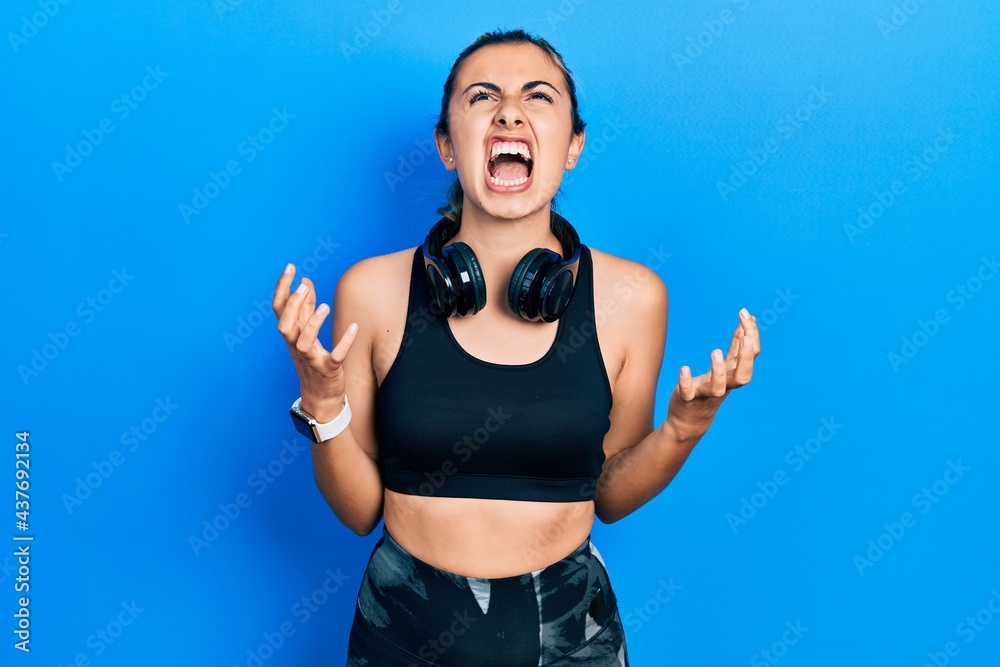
[
  {"x1": 424, "y1": 257, "x2": 458, "y2": 317},
  {"x1": 537, "y1": 266, "x2": 575, "y2": 322},
  {"x1": 507, "y1": 248, "x2": 560, "y2": 322},
  {"x1": 447, "y1": 241, "x2": 487, "y2": 316}
]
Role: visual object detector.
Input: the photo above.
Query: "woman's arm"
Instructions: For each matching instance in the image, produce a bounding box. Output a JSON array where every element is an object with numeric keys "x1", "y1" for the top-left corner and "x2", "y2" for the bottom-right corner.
[
  {"x1": 592, "y1": 266, "x2": 759, "y2": 524},
  {"x1": 274, "y1": 262, "x2": 385, "y2": 536}
]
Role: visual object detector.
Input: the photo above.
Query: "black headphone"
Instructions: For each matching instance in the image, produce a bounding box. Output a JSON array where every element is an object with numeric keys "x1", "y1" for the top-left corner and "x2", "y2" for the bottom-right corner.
[{"x1": 422, "y1": 211, "x2": 582, "y2": 323}]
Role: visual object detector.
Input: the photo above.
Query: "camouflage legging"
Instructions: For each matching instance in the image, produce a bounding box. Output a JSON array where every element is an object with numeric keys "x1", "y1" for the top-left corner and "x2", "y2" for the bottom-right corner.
[{"x1": 347, "y1": 527, "x2": 630, "y2": 666}]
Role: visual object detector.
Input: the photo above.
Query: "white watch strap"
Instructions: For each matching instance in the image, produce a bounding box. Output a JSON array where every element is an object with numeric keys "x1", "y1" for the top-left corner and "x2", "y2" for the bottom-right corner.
[{"x1": 293, "y1": 395, "x2": 352, "y2": 442}]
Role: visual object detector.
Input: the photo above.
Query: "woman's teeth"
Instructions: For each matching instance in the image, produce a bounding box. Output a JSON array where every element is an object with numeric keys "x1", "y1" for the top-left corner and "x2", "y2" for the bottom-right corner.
[
  {"x1": 490, "y1": 141, "x2": 531, "y2": 160},
  {"x1": 487, "y1": 140, "x2": 532, "y2": 187},
  {"x1": 489, "y1": 174, "x2": 529, "y2": 187}
]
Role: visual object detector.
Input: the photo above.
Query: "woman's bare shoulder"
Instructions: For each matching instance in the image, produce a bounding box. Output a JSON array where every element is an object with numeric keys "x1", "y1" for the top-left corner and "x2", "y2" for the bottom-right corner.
[
  {"x1": 338, "y1": 245, "x2": 419, "y2": 288},
  {"x1": 587, "y1": 244, "x2": 668, "y2": 309},
  {"x1": 334, "y1": 245, "x2": 420, "y2": 330}
]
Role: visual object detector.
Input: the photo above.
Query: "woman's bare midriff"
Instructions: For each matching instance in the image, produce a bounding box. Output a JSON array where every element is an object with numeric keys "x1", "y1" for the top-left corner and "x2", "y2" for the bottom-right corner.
[{"x1": 383, "y1": 490, "x2": 595, "y2": 578}]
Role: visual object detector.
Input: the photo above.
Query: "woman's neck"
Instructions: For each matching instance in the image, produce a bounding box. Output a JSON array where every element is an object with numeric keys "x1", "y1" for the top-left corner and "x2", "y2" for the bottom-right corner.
[{"x1": 450, "y1": 202, "x2": 560, "y2": 263}]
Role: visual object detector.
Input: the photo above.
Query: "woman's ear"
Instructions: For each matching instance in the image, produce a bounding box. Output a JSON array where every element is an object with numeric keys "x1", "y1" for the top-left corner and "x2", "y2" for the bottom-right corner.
[
  {"x1": 566, "y1": 129, "x2": 586, "y2": 170},
  {"x1": 435, "y1": 128, "x2": 456, "y2": 171}
]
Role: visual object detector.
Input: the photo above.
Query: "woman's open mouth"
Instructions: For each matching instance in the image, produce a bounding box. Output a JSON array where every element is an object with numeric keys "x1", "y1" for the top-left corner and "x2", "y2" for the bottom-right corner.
[{"x1": 485, "y1": 138, "x2": 533, "y2": 192}]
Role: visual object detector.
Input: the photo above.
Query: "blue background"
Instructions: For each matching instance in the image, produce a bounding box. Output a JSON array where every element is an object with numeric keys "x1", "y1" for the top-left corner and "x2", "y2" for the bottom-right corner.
[{"x1": 3, "y1": 0, "x2": 999, "y2": 665}]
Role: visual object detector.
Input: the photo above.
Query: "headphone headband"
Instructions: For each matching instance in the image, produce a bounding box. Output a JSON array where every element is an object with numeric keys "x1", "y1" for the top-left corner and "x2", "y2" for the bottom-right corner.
[{"x1": 551, "y1": 212, "x2": 581, "y2": 276}]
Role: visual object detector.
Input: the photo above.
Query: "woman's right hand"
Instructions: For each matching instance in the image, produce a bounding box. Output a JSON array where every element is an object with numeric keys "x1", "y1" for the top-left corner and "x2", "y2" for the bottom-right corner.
[{"x1": 272, "y1": 263, "x2": 359, "y2": 422}]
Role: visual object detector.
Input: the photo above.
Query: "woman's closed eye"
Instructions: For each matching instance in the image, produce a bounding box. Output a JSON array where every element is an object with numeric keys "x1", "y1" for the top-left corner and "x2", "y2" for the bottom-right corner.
[
  {"x1": 467, "y1": 89, "x2": 554, "y2": 104},
  {"x1": 468, "y1": 88, "x2": 493, "y2": 103}
]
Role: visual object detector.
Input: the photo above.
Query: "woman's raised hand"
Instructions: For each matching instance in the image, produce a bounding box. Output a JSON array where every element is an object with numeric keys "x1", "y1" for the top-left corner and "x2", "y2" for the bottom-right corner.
[
  {"x1": 665, "y1": 307, "x2": 760, "y2": 443},
  {"x1": 272, "y1": 263, "x2": 359, "y2": 421}
]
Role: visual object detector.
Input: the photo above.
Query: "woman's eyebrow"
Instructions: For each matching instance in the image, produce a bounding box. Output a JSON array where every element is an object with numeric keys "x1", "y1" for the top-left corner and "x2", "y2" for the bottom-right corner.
[
  {"x1": 461, "y1": 80, "x2": 563, "y2": 95},
  {"x1": 523, "y1": 80, "x2": 562, "y2": 95},
  {"x1": 462, "y1": 81, "x2": 501, "y2": 95}
]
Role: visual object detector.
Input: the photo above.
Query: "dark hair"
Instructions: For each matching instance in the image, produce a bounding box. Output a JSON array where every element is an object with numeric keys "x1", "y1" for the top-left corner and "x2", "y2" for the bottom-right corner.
[{"x1": 434, "y1": 29, "x2": 587, "y2": 224}]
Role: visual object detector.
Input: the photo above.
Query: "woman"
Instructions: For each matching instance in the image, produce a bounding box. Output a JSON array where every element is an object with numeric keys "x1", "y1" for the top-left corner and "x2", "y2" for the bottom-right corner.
[{"x1": 273, "y1": 29, "x2": 759, "y2": 666}]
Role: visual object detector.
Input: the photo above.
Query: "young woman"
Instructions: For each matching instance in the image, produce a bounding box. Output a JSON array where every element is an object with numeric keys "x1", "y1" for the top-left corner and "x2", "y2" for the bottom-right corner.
[{"x1": 273, "y1": 29, "x2": 759, "y2": 667}]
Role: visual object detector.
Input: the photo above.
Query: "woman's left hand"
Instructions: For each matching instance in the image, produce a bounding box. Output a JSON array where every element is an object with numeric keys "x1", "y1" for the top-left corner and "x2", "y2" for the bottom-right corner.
[{"x1": 664, "y1": 307, "x2": 761, "y2": 443}]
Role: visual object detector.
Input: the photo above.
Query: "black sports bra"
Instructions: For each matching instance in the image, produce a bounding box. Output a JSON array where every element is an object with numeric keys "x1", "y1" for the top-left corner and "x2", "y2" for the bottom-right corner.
[{"x1": 375, "y1": 243, "x2": 614, "y2": 502}]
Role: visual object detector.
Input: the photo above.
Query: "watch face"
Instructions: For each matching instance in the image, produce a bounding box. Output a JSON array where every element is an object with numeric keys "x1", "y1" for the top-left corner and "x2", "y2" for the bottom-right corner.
[{"x1": 290, "y1": 409, "x2": 319, "y2": 443}]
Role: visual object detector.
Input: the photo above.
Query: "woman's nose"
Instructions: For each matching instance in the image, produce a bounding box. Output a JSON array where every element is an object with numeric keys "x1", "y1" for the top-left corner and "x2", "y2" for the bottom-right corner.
[{"x1": 495, "y1": 99, "x2": 524, "y2": 126}]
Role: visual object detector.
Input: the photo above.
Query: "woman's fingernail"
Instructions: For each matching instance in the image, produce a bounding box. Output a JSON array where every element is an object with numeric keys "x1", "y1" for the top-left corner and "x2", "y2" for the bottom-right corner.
[
  {"x1": 740, "y1": 307, "x2": 749, "y2": 319},
  {"x1": 284, "y1": 263, "x2": 293, "y2": 275},
  {"x1": 295, "y1": 283, "x2": 307, "y2": 294},
  {"x1": 712, "y1": 349, "x2": 723, "y2": 362},
  {"x1": 680, "y1": 366, "x2": 690, "y2": 379},
  {"x1": 348, "y1": 322, "x2": 358, "y2": 334}
]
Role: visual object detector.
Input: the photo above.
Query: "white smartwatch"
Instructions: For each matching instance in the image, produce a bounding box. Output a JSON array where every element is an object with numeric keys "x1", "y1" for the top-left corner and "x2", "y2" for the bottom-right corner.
[{"x1": 289, "y1": 395, "x2": 351, "y2": 443}]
